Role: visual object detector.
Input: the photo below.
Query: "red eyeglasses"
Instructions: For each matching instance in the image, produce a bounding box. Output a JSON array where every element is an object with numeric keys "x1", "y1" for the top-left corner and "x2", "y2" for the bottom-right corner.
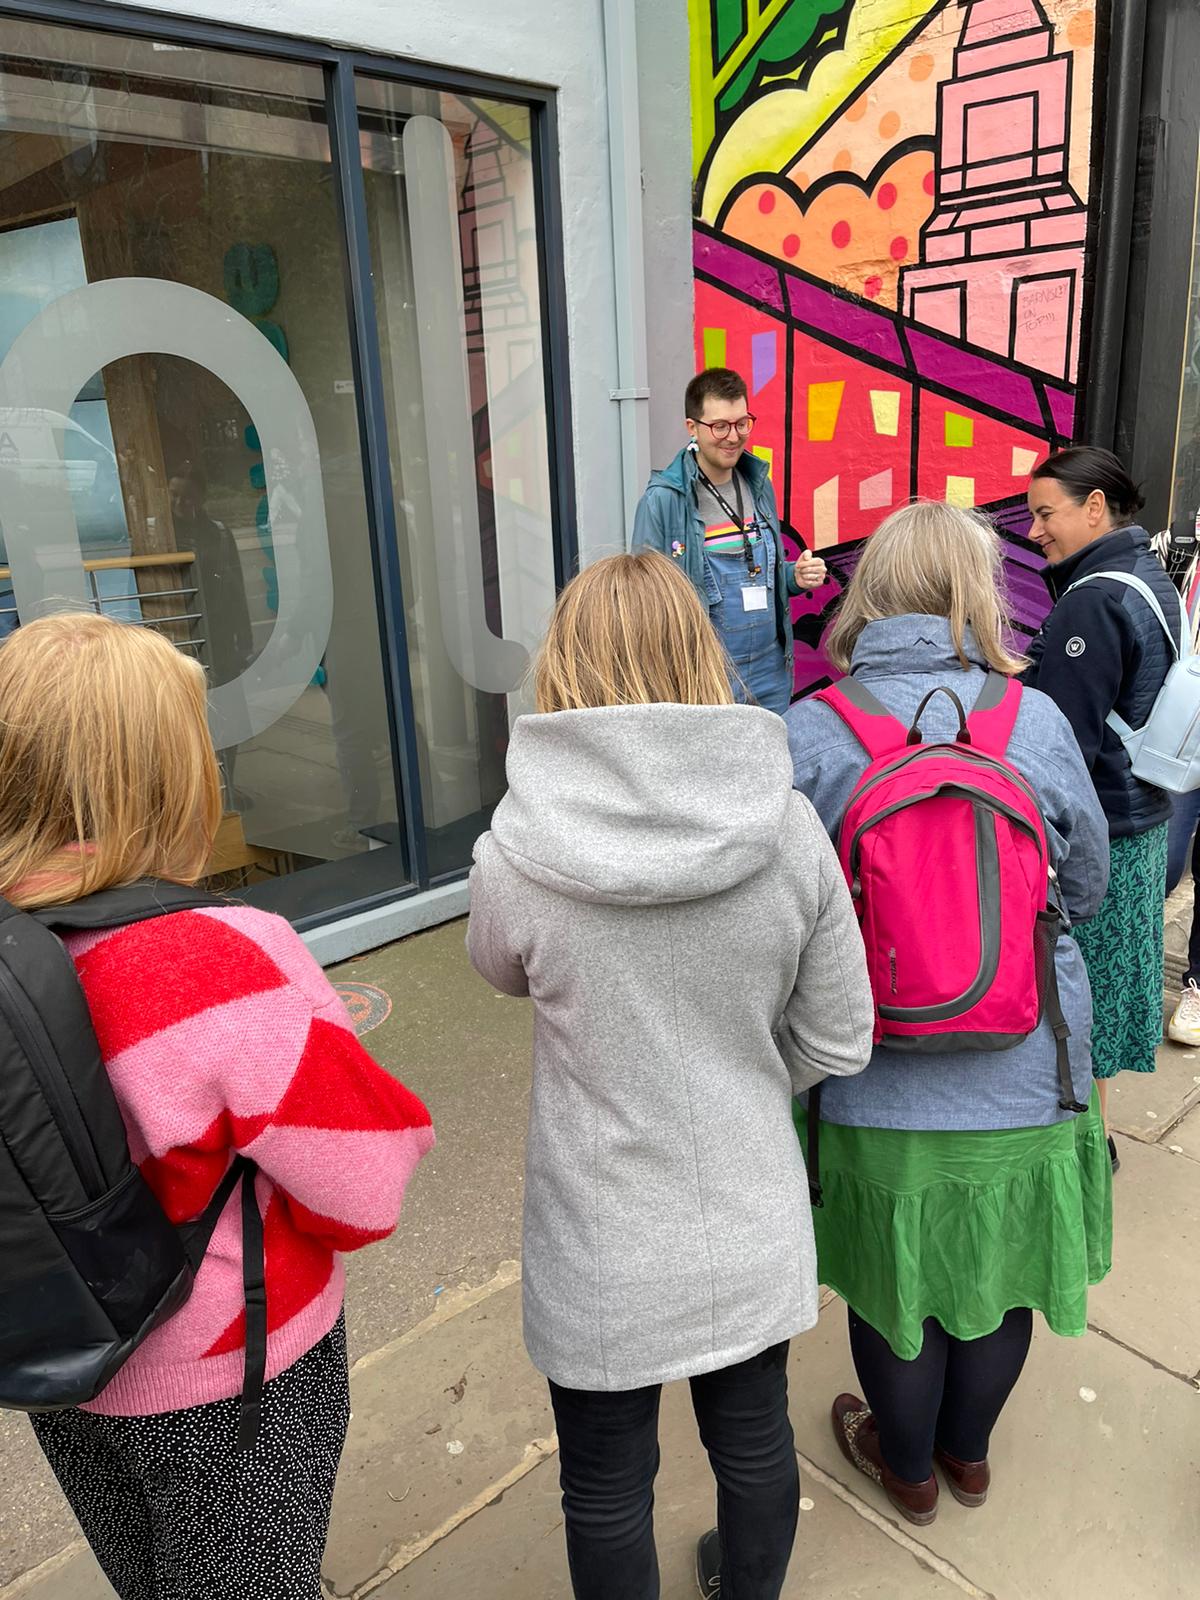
[{"x1": 691, "y1": 415, "x2": 756, "y2": 441}]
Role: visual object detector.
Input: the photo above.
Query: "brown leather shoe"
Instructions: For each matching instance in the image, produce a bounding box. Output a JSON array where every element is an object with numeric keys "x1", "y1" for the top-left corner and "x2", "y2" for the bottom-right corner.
[
  {"x1": 934, "y1": 1445, "x2": 990, "y2": 1507},
  {"x1": 831, "y1": 1393, "x2": 938, "y2": 1526}
]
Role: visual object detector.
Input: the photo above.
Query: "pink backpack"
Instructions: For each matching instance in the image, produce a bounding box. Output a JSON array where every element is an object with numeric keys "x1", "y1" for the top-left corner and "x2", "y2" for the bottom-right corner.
[{"x1": 808, "y1": 672, "x2": 1086, "y2": 1165}]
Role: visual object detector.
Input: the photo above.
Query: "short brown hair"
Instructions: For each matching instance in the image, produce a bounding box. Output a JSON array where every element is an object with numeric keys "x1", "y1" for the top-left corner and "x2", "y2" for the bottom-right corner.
[
  {"x1": 685, "y1": 367, "x2": 748, "y2": 420},
  {"x1": 534, "y1": 550, "x2": 735, "y2": 713},
  {"x1": 0, "y1": 612, "x2": 223, "y2": 908}
]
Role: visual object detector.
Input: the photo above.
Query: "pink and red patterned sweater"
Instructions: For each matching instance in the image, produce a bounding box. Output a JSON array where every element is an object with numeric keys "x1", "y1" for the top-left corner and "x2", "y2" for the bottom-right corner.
[{"x1": 62, "y1": 903, "x2": 434, "y2": 1417}]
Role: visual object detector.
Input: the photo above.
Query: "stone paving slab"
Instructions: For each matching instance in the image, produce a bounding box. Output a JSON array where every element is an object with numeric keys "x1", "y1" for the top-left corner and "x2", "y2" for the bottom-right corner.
[
  {"x1": 1107, "y1": 1039, "x2": 1200, "y2": 1143},
  {"x1": 1088, "y1": 1135, "x2": 1200, "y2": 1380},
  {"x1": 374, "y1": 1379, "x2": 966, "y2": 1600},
  {"x1": 785, "y1": 1298, "x2": 1200, "y2": 1600},
  {"x1": 1, "y1": 1548, "x2": 108, "y2": 1600},
  {"x1": 1171, "y1": 1102, "x2": 1200, "y2": 1161},
  {"x1": 327, "y1": 920, "x2": 533, "y2": 1362},
  {"x1": 323, "y1": 1278, "x2": 552, "y2": 1597},
  {"x1": 0, "y1": 1413, "x2": 78, "y2": 1590}
]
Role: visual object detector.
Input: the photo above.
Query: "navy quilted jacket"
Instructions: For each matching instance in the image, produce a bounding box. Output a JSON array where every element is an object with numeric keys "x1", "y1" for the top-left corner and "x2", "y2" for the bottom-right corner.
[{"x1": 1023, "y1": 527, "x2": 1176, "y2": 839}]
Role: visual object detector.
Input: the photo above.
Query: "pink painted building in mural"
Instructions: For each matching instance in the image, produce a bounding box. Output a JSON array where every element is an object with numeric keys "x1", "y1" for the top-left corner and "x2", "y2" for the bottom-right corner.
[{"x1": 899, "y1": 0, "x2": 1088, "y2": 382}]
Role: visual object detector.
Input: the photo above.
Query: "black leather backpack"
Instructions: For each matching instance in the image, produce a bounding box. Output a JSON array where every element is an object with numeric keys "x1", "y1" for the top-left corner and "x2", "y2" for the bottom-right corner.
[{"x1": 0, "y1": 881, "x2": 266, "y2": 1449}]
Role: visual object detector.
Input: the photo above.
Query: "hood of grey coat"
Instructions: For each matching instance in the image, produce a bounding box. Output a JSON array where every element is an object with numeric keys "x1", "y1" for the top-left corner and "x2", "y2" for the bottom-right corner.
[{"x1": 489, "y1": 703, "x2": 794, "y2": 905}]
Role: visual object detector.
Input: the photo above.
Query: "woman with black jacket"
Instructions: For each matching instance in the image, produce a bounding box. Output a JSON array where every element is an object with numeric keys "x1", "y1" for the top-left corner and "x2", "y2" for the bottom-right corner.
[{"x1": 1024, "y1": 448, "x2": 1177, "y2": 1167}]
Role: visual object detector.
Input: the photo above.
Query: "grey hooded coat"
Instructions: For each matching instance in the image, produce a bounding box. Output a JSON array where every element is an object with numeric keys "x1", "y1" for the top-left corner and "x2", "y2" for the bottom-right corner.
[{"x1": 467, "y1": 702, "x2": 873, "y2": 1392}]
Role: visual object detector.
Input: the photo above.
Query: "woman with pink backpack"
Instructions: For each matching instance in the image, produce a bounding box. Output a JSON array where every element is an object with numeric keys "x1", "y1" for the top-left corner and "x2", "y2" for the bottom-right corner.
[{"x1": 785, "y1": 502, "x2": 1113, "y2": 1526}]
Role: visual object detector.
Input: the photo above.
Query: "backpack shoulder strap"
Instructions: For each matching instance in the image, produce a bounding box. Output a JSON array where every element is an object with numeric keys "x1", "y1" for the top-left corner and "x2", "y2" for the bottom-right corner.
[
  {"x1": 1065, "y1": 570, "x2": 1188, "y2": 659},
  {"x1": 32, "y1": 880, "x2": 230, "y2": 934},
  {"x1": 814, "y1": 677, "x2": 907, "y2": 762},
  {"x1": 965, "y1": 672, "x2": 1022, "y2": 757}
]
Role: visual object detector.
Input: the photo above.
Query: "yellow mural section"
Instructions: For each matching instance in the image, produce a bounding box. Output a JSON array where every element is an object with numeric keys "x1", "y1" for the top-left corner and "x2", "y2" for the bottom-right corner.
[{"x1": 693, "y1": 0, "x2": 933, "y2": 221}]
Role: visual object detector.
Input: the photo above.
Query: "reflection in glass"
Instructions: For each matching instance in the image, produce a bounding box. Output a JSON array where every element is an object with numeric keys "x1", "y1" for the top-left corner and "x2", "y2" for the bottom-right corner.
[
  {"x1": 359, "y1": 80, "x2": 558, "y2": 876},
  {"x1": 0, "y1": 19, "x2": 405, "y2": 912}
]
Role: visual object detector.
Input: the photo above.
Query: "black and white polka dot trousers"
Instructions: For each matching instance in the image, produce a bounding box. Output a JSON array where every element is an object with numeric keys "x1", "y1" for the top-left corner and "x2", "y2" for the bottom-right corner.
[{"x1": 30, "y1": 1314, "x2": 350, "y2": 1600}]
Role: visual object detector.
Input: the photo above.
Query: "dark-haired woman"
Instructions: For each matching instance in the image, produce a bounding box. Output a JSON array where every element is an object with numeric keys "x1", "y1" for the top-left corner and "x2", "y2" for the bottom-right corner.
[{"x1": 1025, "y1": 448, "x2": 1177, "y2": 1160}]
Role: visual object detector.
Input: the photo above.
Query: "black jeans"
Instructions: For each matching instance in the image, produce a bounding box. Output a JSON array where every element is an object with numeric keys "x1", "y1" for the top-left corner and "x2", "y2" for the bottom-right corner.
[
  {"x1": 848, "y1": 1306, "x2": 1033, "y2": 1484},
  {"x1": 548, "y1": 1342, "x2": 799, "y2": 1600}
]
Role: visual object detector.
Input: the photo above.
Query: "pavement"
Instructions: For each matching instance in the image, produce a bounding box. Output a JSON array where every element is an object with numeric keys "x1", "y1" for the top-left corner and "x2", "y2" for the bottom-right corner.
[{"x1": 3, "y1": 901, "x2": 1199, "y2": 1600}]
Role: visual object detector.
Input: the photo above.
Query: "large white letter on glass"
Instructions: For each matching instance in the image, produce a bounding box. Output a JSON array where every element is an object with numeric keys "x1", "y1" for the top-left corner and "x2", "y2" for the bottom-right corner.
[
  {"x1": 403, "y1": 115, "x2": 531, "y2": 695},
  {"x1": 0, "y1": 277, "x2": 333, "y2": 750}
]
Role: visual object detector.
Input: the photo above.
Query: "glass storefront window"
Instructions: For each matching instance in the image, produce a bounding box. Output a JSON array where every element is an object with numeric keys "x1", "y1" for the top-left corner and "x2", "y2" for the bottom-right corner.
[
  {"x1": 0, "y1": 19, "x2": 405, "y2": 915},
  {"x1": 0, "y1": 15, "x2": 568, "y2": 924},
  {"x1": 358, "y1": 79, "x2": 558, "y2": 877}
]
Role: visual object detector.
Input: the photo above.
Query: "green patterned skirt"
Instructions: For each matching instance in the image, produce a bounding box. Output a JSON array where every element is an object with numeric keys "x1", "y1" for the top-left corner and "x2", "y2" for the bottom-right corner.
[
  {"x1": 1072, "y1": 822, "x2": 1168, "y2": 1079},
  {"x1": 794, "y1": 1090, "x2": 1112, "y2": 1361}
]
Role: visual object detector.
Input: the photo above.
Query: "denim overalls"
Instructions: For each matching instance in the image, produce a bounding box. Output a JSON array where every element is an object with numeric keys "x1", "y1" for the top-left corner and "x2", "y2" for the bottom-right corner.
[{"x1": 702, "y1": 491, "x2": 793, "y2": 716}]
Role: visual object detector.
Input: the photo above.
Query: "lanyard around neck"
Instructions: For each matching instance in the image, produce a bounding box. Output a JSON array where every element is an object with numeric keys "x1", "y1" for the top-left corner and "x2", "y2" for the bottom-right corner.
[{"x1": 698, "y1": 468, "x2": 761, "y2": 579}]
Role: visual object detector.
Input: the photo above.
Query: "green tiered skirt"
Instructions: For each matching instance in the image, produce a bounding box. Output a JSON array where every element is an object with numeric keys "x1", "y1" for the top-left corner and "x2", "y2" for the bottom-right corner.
[{"x1": 794, "y1": 1090, "x2": 1112, "y2": 1360}]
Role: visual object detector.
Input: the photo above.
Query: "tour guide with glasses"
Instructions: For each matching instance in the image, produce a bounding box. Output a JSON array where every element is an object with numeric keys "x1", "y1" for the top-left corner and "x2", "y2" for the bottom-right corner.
[{"x1": 632, "y1": 366, "x2": 827, "y2": 715}]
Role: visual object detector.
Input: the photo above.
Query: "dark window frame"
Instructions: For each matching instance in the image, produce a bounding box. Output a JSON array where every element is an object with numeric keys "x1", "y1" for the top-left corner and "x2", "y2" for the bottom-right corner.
[{"x1": 0, "y1": 0, "x2": 578, "y2": 931}]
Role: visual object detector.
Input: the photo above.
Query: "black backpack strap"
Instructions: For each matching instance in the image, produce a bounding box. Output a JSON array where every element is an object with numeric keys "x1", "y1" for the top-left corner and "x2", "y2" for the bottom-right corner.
[
  {"x1": 180, "y1": 1154, "x2": 251, "y2": 1270},
  {"x1": 1039, "y1": 912, "x2": 1088, "y2": 1115},
  {"x1": 238, "y1": 1167, "x2": 268, "y2": 1453},
  {"x1": 806, "y1": 1083, "x2": 823, "y2": 1207},
  {"x1": 32, "y1": 880, "x2": 231, "y2": 933},
  {"x1": 178, "y1": 1155, "x2": 267, "y2": 1454}
]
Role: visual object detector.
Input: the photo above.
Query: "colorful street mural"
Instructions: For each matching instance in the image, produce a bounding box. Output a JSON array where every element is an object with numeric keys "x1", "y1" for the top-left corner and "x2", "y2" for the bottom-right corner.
[{"x1": 689, "y1": 0, "x2": 1100, "y2": 693}]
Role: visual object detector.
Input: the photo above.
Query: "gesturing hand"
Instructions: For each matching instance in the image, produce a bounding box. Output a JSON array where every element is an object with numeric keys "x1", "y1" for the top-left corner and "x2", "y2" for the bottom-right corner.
[{"x1": 794, "y1": 553, "x2": 827, "y2": 590}]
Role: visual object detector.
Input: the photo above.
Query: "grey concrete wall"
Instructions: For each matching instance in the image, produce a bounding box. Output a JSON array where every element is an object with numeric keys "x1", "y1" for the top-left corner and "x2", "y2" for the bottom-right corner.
[{"x1": 636, "y1": 0, "x2": 694, "y2": 475}]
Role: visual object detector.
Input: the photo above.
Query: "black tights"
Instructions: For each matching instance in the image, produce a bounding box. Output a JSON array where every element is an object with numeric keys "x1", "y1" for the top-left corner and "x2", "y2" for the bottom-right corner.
[{"x1": 847, "y1": 1306, "x2": 1033, "y2": 1484}]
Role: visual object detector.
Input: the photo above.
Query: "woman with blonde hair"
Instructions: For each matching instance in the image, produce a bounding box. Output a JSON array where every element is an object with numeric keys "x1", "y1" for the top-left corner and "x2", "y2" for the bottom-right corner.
[
  {"x1": 786, "y1": 502, "x2": 1112, "y2": 1526},
  {"x1": 0, "y1": 612, "x2": 433, "y2": 1600},
  {"x1": 467, "y1": 550, "x2": 873, "y2": 1600}
]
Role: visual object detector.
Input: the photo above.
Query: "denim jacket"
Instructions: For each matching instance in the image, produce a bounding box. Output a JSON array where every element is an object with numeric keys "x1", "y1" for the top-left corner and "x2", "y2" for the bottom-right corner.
[
  {"x1": 631, "y1": 446, "x2": 801, "y2": 665},
  {"x1": 784, "y1": 615, "x2": 1111, "y2": 1131}
]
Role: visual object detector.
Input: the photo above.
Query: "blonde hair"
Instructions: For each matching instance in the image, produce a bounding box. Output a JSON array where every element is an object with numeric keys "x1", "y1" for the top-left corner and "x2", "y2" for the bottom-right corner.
[
  {"x1": 0, "y1": 612, "x2": 223, "y2": 909},
  {"x1": 826, "y1": 501, "x2": 1028, "y2": 676},
  {"x1": 534, "y1": 550, "x2": 735, "y2": 712}
]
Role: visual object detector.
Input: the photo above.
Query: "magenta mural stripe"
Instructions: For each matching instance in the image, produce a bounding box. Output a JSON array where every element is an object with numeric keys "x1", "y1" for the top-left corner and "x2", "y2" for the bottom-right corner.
[
  {"x1": 785, "y1": 273, "x2": 907, "y2": 366},
  {"x1": 1003, "y1": 565, "x2": 1053, "y2": 634},
  {"x1": 694, "y1": 230, "x2": 786, "y2": 313},
  {"x1": 905, "y1": 326, "x2": 1044, "y2": 429},
  {"x1": 1045, "y1": 384, "x2": 1076, "y2": 439}
]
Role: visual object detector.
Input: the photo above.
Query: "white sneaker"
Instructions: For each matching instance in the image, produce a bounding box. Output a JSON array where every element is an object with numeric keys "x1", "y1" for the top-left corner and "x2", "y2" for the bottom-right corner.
[{"x1": 1168, "y1": 979, "x2": 1200, "y2": 1046}]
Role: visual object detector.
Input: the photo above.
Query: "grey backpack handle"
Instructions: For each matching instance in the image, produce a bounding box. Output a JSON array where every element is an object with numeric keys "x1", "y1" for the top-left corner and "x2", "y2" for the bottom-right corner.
[{"x1": 1063, "y1": 570, "x2": 1192, "y2": 749}]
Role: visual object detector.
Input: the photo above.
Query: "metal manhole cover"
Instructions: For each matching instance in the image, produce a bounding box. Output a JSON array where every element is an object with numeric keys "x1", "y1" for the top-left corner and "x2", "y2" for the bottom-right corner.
[{"x1": 334, "y1": 981, "x2": 393, "y2": 1036}]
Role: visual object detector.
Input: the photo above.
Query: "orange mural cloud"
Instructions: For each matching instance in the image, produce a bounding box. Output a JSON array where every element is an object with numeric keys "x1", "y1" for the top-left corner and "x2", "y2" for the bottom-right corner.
[{"x1": 721, "y1": 148, "x2": 936, "y2": 309}]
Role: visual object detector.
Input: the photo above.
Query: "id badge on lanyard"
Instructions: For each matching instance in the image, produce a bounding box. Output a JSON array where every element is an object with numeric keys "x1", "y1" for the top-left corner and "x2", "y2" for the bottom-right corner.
[{"x1": 699, "y1": 468, "x2": 767, "y2": 613}]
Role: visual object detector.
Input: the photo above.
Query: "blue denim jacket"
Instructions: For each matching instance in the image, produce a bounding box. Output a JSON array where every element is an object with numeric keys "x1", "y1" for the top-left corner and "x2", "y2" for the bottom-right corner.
[{"x1": 785, "y1": 615, "x2": 1111, "y2": 1130}]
